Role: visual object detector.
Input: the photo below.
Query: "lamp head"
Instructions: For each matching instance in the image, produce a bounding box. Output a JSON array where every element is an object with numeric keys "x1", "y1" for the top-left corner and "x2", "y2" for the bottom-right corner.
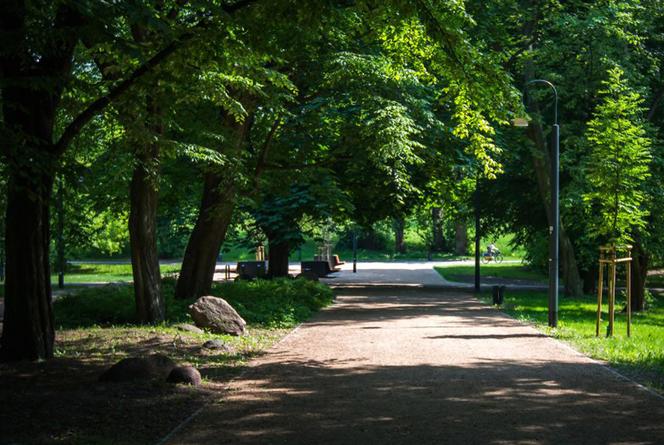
[{"x1": 512, "y1": 117, "x2": 530, "y2": 127}]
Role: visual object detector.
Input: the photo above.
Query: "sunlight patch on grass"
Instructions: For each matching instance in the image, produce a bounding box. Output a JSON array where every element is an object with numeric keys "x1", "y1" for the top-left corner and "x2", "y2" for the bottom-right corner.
[
  {"x1": 435, "y1": 263, "x2": 547, "y2": 283},
  {"x1": 50, "y1": 263, "x2": 181, "y2": 284}
]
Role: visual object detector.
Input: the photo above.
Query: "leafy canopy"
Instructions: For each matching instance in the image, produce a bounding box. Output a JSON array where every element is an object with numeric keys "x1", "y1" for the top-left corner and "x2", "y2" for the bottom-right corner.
[{"x1": 583, "y1": 67, "x2": 652, "y2": 245}]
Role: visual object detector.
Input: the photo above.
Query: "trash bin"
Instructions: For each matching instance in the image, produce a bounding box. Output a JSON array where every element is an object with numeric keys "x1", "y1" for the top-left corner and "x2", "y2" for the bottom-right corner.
[
  {"x1": 492, "y1": 286, "x2": 500, "y2": 305},
  {"x1": 492, "y1": 285, "x2": 506, "y2": 305}
]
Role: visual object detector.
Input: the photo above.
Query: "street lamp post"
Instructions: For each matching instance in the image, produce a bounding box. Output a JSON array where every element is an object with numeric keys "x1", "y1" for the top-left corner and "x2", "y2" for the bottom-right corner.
[
  {"x1": 474, "y1": 173, "x2": 481, "y2": 293},
  {"x1": 515, "y1": 79, "x2": 559, "y2": 328},
  {"x1": 352, "y1": 230, "x2": 358, "y2": 273}
]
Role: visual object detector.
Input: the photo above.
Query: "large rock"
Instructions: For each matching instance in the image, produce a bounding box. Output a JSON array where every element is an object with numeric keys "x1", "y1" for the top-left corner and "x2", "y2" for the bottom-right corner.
[
  {"x1": 167, "y1": 366, "x2": 202, "y2": 386},
  {"x1": 99, "y1": 354, "x2": 176, "y2": 382},
  {"x1": 188, "y1": 296, "x2": 246, "y2": 336},
  {"x1": 174, "y1": 323, "x2": 204, "y2": 334}
]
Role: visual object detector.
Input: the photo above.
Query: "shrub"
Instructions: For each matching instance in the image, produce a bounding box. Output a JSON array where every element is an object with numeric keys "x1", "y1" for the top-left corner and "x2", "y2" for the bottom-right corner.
[
  {"x1": 53, "y1": 277, "x2": 333, "y2": 329},
  {"x1": 212, "y1": 278, "x2": 333, "y2": 328},
  {"x1": 54, "y1": 284, "x2": 136, "y2": 328}
]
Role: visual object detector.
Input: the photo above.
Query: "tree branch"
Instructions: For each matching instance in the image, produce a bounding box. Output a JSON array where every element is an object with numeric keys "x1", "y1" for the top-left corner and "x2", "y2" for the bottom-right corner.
[
  {"x1": 505, "y1": 4, "x2": 542, "y2": 72},
  {"x1": 647, "y1": 84, "x2": 664, "y2": 122},
  {"x1": 221, "y1": 0, "x2": 257, "y2": 14},
  {"x1": 54, "y1": 37, "x2": 186, "y2": 154},
  {"x1": 262, "y1": 155, "x2": 353, "y2": 171},
  {"x1": 254, "y1": 117, "x2": 281, "y2": 179},
  {"x1": 54, "y1": 0, "x2": 259, "y2": 154}
]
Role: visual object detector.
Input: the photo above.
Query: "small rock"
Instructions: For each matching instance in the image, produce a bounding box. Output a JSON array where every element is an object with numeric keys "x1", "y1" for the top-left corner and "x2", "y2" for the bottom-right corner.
[
  {"x1": 174, "y1": 323, "x2": 204, "y2": 334},
  {"x1": 99, "y1": 354, "x2": 176, "y2": 382},
  {"x1": 167, "y1": 366, "x2": 202, "y2": 386},
  {"x1": 202, "y1": 339, "x2": 233, "y2": 352},
  {"x1": 188, "y1": 296, "x2": 246, "y2": 336}
]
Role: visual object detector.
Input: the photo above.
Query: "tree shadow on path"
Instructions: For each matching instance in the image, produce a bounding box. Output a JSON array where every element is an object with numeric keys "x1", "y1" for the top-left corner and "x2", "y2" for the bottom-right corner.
[
  {"x1": 169, "y1": 287, "x2": 664, "y2": 445},
  {"x1": 171, "y1": 358, "x2": 664, "y2": 445}
]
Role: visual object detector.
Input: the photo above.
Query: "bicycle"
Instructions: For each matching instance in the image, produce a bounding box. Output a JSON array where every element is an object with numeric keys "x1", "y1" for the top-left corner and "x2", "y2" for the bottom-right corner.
[{"x1": 482, "y1": 250, "x2": 504, "y2": 264}]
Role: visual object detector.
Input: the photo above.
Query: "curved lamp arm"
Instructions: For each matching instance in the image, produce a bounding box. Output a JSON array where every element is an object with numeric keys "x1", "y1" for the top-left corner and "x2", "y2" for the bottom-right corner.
[{"x1": 525, "y1": 79, "x2": 558, "y2": 126}]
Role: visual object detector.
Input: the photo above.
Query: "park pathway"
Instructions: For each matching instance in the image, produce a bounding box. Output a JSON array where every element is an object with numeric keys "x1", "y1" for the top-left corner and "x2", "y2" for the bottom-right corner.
[{"x1": 163, "y1": 265, "x2": 664, "y2": 445}]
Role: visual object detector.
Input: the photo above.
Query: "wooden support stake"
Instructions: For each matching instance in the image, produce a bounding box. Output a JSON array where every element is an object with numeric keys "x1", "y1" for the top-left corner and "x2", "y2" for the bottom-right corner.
[
  {"x1": 596, "y1": 262, "x2": 604, "y2": 337},
  {"x1": 626, "y1": 251, "x2": 632, "y2": 337},
  {"x1": 608, "y1": 260, "x2": 616, "y2": 337}
]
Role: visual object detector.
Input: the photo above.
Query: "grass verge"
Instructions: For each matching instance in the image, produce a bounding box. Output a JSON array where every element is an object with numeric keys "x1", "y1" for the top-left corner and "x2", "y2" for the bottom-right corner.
[
  {"x1": 481, "y1": 290, "x2": 664, "y2": 394},
  {"x1": 435, "y1": 262, "x2": 547, "y2": 284},
  {"x1": 0, "y1": 277, "x2": 333, "y2": 445}
]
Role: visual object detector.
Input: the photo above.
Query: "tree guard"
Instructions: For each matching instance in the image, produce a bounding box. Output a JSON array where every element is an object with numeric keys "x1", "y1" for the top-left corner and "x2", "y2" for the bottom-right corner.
[{"x1": 596, "y1": 245, "x2": 632, "y2": 337}]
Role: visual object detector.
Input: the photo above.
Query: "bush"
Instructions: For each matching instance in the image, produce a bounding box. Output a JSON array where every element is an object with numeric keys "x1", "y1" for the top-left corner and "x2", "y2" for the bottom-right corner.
[
  {"x1": 337, "y1": 226, "x2": 392, "y2": 251},
  {"x1": 53, "y1": 277, "x2": 333, "y2": 329},
  {"x1": 54, "y1": 284, "x2": 136, "y2": 328},
  {"x1": 212, "y1": 278, "x2": 334, "y2": 328}
]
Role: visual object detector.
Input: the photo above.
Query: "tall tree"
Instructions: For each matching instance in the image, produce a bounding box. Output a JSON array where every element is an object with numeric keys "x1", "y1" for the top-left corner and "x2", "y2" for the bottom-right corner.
[
  {"x1": 1, "y1": 2, "x2": 84, "y2": 360},
  {"x1": 0, "y1": 0, "x2": 254, "y2": 360},
  {"x1": 583, "y1": 68, "x2": 652, "y2": 245}
]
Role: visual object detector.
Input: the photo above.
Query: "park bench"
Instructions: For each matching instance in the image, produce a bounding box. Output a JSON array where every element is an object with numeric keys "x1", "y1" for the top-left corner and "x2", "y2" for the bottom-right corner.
[
  {"x1": 236, "y1": 261, "x2": 267, "y2": 280},
  {"x1": 332, "y1": 254, "x2": 345, "y2": 267},
  {"x1": 301, "y1": 260, "x2": 339, "y2": 278}
]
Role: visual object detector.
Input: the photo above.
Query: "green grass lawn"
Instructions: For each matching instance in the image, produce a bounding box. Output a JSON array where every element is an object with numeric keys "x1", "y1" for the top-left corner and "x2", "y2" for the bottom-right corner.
[
  {"x1": 483, "y1": 290, "x2": 664, "y2": 393},
  {"x1": 51, "y1": 262, "x2": 181, "y2": 284},
  {"x1": 435, "y1": 262, "x2": 547, "y2": 283}
]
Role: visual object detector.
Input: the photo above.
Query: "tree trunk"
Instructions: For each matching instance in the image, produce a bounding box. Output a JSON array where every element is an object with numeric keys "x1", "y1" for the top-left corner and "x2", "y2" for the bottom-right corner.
[
  {"x1": 56, "y1": 176, "x2": 66, "y2": 289},
  {"x1": 175, "y1": 110, "x2": 251, "y2": 298},
  {"x1": 560, "y1": 232, "x2": 583, "y2": 296},
  {"x1": 129, "y1": 143, "x2": 164, "y2": 323},
  {"x1": 0, "y1": 0, "x2": 81, "y2": 363},
  {"x1": 454, "y1": 220, "x2": 467, "y2": 255},
  {"x1": 527, "y1": 124, "x2": 583, "y2": 296},
  {"x1": 630, "y1": 241, "x2": 648, "y2": 312},
  {"x1": 267, "y1": 237, "x2": 290, "y2": 278},
  {"x1": 432, "y1": 207, "x2": 444, "y2": 251},
  {"x1": 394, "y1": 217, "x2": 406, "y2": 253},
  {"x1": 0, "y1": 70, "x2": 66, "y2": 360},
  {"x1": 582, "y1": 264, "x2": 597, "y2": 295},
  {"x1": 175, "y1": 173, "x2": 235, "y2": 299},
  {"x1": 0, "y1": 169, "x2": 55, "y2": 361}
]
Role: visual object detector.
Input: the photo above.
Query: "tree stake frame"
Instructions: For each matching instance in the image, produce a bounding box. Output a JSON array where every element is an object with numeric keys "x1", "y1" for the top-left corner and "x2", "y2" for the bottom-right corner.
[{"x1": 596, "y1": 245, "x2": 632, "y2": 337}]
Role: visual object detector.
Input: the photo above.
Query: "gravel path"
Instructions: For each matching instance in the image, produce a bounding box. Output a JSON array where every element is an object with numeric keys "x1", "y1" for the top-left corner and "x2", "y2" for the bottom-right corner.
[{"x1": 163, "y1": 273, "x2": 664, "y2": 444}]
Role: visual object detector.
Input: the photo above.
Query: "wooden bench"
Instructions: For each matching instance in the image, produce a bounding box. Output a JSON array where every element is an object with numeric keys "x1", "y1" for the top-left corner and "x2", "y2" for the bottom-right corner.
[{"x1": 332, "y1": 255, "x2": 345, "y2": 266}]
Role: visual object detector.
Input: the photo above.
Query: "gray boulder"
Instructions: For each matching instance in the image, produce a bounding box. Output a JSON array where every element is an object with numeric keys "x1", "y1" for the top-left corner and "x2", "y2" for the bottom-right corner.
[
  {"x1": 202, "y1": 339, "x2": 233, "y2": 352},
  {"x1": 167, "y1": 366, "x2": 202, "y2": 386},
  {"x1": 188, "y1": 296, "x2": 246, "y2": 336},
  {"x1": 174, "y1": 323, "x2": 204, "y2": 334},
  {"x1": 99, "y1": 354, "x2": 176, "y2": 382}
]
